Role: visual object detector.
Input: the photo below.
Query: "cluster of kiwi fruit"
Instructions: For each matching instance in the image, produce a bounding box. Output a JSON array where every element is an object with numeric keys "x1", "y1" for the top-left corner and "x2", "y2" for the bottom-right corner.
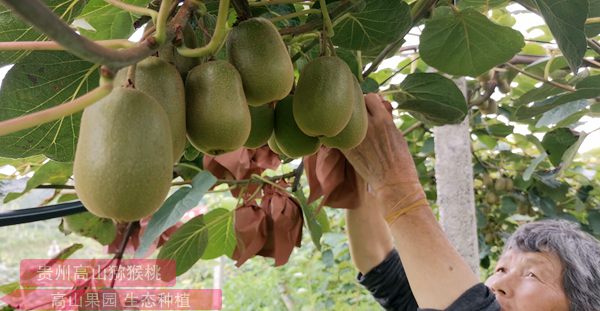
[
  {"x1": 482, "y1": 174, "x2": 514, "y2": 205},
  {"x1": 73, "y1": 17, "x2": 367, "y2": 222}
]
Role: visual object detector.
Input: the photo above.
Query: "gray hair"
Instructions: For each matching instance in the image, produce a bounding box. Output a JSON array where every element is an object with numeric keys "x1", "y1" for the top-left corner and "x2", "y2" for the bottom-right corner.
[{"x1": 503, "y1": 219, "x2": 600, "y2": 311}]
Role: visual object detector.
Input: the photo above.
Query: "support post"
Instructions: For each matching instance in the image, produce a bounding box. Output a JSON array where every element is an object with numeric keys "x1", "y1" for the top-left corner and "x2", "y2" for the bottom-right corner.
[{"x1": 433, "y1": 78, "x2": 480, "y2": 274}]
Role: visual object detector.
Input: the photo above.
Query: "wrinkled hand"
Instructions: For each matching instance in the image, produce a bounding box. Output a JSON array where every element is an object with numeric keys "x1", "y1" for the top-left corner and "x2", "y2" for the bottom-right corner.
[{"x1": 342, "y1": 93, "x2": 426, "y2": 219}]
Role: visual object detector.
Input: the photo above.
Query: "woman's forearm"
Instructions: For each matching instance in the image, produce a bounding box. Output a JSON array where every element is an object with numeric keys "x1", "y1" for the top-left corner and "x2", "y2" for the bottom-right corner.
[
  {"x1": 384, "y1": 196, "x2": 479, "y2": 310},
  {"x1": 346, "y1": 201, "x2": 394, "y2": 275}
]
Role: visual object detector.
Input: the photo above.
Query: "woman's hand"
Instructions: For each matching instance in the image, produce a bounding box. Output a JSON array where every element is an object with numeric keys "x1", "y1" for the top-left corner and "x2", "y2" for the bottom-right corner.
[{"x1": 342, "y1": 93, "x2": 425, "y2": 218}]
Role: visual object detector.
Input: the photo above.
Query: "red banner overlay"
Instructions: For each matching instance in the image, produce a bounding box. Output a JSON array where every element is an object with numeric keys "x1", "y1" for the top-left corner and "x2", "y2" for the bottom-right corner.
[
  {"x1": 20, "y1": 259, "x2": 176, "y2": 287},
  {"x1": 1, "y1": 289, "x2": 222, "y2": 310}
]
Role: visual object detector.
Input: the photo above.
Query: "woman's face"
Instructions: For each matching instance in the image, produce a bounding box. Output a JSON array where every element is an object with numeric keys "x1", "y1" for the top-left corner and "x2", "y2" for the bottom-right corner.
[{"x1": 484, "y1": 249, "x2": 570, "y2": 311}]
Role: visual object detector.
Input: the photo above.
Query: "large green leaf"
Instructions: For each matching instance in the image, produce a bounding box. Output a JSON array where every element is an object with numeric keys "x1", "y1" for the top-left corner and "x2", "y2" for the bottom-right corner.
[
  {"x1": 515, "y1": 76, "x2": 600, "y2": 120},
  {"x1": 0, "y1": 51, "x2": 99, "y2": 162},
  {"x1": 558, "y1": 131, "x2": 588, "y2": 174},
  {"x1": 395, "y1": 73, "x2": 468, "y2": 125},
  {"x1": 3, "y1": 160, "x2": 72, "y2": 203},
  {"x1": 512, "y1": 83, "x2": 565, "y2": 108},
  {"x1": 535, "y1": 99, "x2": 591, "y2": 128},
  {"x1": 135, "y1": 171, "x2": 217, "y2": 258},
  {"x1": 419, "y1": 7, "x2": 524, "y2": 77},
  {"x1": 532, "y1": 0, "x2": 588, "y2": 73},
  {"x1": 331, "y1": 0, "x2": 412, "y2": 51},
  {"x1": 76, "y1": 0, "x2": 147, "y2": 40},
  {"x1": 0, "y1": 0, "x2": 86, "y2": 66},
  {"x1": 200, "y1": 208, "x2": 236, "y2": 260},
  {"x1": 541, "y1": 127, "x2": 579, "y2": 166},
  {"x1": 157, "y1": 214, "x2": 209, "y2": 277}
]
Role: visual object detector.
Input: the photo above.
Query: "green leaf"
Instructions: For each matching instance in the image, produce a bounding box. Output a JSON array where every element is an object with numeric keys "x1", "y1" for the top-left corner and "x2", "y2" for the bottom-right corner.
[
  {"x1": 294, "y1": 189, "x2": 324, "y2": 251},
  {"x1": 331, "y1": 0, "x2": 412, "y2": 51},
  {"x1": 586, "y1": 0, "x2": 600, "y2": 37},
  {"x1": 335, "y1": 48, "x2": 361, "y2": 79},
  {"x1": 135, "y1": 171, "x2": 217, "y2": 258},
  {"x1": 61, "y1": 212, "x2": 117, "y2": 245},
  {"x1": 0, "y1": 51, "x2": 99, "y2": 162},
  {"x1": 395, "y1": 73, "x2": 468, "y2": 125},
  {"x1": 48, "y1": 243, "x2": 84, "y2": 261},
  {"x1": 419, "y1": 7, "x2": 524, "y2": 77},
  {"x1": 0, "y1": 282, "x2": 19, "y2": 295},
  {"x1": 0, "y1": 0, "x2": 86, "y2": 66},
  {"x1": 512, "y1": 83, "x2": 565, "y2": 108},
  {"x1": 535, "y1": 99, "x2": 591, "y2": 128},
  {"x1": 360, "y1": 77, "x2": 379, "y2": 93},
  {"x1": 57, "y1": 193, "x2": 78, "y2": 203},
  {"x1": 523, "y1": 153, "x2": 547, "y2": 181},
  {"x1": 157, "y1": 215, "x2": 209, "y2": 276},
  {"x1": 588, "y1": 210, "x2": 600, "y2": 236},
  {"x1": 500, "y1": 196, "x2": 517, "y2": 215},
  {"x1": 4, "y1": 160, "x2": 72, "y2": 203},
  {"x1": 558, "y1": 131, "x2": 588, "y2": 175},
  {"x1": 541, "y1": 128, "x2": 579, "y2": 166},
  {"x1": 486, "y1": 124, "x2": 514, "y2": 137},
  {"x1": 528, "y1": 190, "x2": 557, "y2": 216},
  {"x1": 532, "y1": 0, "x2": 588, "y2": 72},
  {"x1": 76, "y1": 0, "x2": 148, "y2": 40},
  {"x1": 515, "y1": 76, "x2": 600, "y2": 120},
  {"x1": 201, "y1": 208, "x2": 236, "y2": 260}
]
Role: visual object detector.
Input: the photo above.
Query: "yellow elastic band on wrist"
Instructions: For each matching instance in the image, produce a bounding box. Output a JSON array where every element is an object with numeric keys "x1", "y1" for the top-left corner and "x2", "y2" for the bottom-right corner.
[{"x1": 384, "y1": 198, "x2": 428, "y2": 225}]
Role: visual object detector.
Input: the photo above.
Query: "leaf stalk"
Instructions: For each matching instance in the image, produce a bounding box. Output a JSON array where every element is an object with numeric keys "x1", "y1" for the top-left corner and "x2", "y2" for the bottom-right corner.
[
  {"x1": 0, "y1": 83, "x2": 113, "y2": 137},
  {"x1": 177, "y1": 0, "x2": 231, "y2": 57}
]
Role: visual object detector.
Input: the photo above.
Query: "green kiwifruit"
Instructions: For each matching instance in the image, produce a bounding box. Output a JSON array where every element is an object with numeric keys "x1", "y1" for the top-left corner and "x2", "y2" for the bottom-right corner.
[
  {"x1": 185, "y1": 60, "x2": 251, "y2": 155},
  {"x1": 321, "y1": 77, "x2": 368, "y2": 149},
  {"x1": 74, "y1": 87, "x2": 173, "y2": 222},
  {"x1": 227, "y1": 17, "x2": 294, "y2": 106},
  {"x1": 268, "y1": 134, "x2": 284, "y2": 156},
  {"x1": 274, "y1": 97, "x2": 320, "y2": 158},
  {"x1": 293, "y1": 56, "x2": 355, "y2": 137},
  {"x1": 115, "y1": 57, "x2": 186, "y2": 162},
  {"x1": 244, "y1": 104, "x2": 275, "y2": 148},
  {"x1": 480, "y1": 99, "x2": 498, "y2": 115}
]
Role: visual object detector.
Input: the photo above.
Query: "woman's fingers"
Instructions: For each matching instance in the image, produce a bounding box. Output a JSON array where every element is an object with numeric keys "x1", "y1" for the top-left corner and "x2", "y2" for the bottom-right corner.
[
  {"x1": 363, "y1": 93, "x2": 379, "y2": 117},
  {"x1": 364, "y1": 93, "x2": 392, "y2": 121}
]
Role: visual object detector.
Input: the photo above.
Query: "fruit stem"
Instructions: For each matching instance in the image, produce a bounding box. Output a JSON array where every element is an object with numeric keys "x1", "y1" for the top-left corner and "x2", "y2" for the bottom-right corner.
[
  {"x1": 543, "y1": 51, "x2": 556, "y2": 81},
  {"x1": 504, "y1": 63, "x2": 576, "y2": 92},
  {"x1": 153, "y1": 0, "x2": 174, "y2": 45},
  {"x1": 251, "y1": 174, "x2": 290, "y2": 193},
  {"x1": 0, "y1": 83, "x2": 113, "y2": 137},
  {"x1": 318, "y1": 0, "x2": 334, "y2": 37},
  {"x1": 249, "y1": 0, "x2": 313, "y2": 6},
  {"x1": 125, "y1": 63, "x2": 137, "y2": 87},
  {"x1": 410, "y1": 0, "x2": 437, "y2": 22},
  {"x1": 268, "y1": 9, "x2": 321, "y2": 23},
  {"x1": 104, "y1": 0, "x2": 158, "y2": 22},
  {"x1": 0, "y1": 39, "x2": 135, "y2": 51},
  {"x1": 177, "y1": 0, "x2": 231, "y2": 57}
]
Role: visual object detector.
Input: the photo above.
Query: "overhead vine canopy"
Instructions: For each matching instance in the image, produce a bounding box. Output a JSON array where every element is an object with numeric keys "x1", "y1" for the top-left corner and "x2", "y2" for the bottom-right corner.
[{"x1": 0, "y1": 0, "x2": 598, "y2": 302}]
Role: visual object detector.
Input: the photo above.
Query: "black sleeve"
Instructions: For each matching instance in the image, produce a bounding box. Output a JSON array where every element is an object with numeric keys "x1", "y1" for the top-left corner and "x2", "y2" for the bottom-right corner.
[
  {"x1": 438, "y1": 283, "x2": 500, "y2": 311},
  {"x1": 358, "y1": 249, "x2": 501, "y2": 311},
  {"x1": 357, "y1": 249, "x2": 419, "y2": 311}
]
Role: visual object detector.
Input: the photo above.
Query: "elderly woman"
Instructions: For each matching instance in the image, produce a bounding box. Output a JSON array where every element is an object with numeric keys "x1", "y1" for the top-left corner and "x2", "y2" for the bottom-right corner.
[{"x1": 343, "y1": 94, "x2": 600, "y2": 310}]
